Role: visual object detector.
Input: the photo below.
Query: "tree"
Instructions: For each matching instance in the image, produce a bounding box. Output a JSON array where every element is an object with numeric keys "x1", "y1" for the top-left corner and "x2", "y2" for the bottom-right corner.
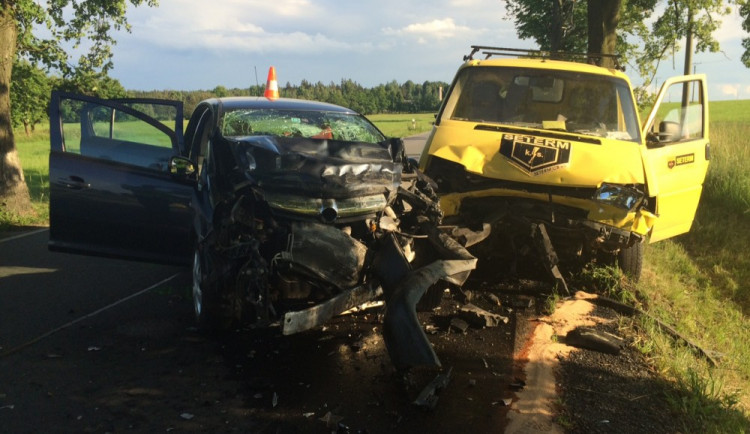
[
  {"x1": 0, "y1": 0, "x2": 157, "y2": 218},
  {"x1": 10, "y1": 60, "x2": 51, "y2": 136},
  {"x1": 740, "y1": 0, "x2": 750, "y2": 67},
  {"x1": 505, "y1": 0, "x2": 731, "y2": 82}
]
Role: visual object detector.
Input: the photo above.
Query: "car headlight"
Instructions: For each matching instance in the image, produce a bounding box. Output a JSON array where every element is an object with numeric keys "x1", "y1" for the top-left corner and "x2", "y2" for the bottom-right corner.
[
  {"x1": 593, "y1": 184, "x2": 644, "y2": 211},
  {"x1": 265, "y1": 192, "x2": 387, "y2": 221}
]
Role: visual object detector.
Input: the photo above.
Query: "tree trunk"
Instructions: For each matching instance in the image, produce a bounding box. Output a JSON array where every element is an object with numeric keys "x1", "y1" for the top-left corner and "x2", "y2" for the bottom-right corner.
[
  {"x1": 550, "y1": 0, "x2": 564, "y2": 53},
  {"x1": 0, "y1": 6, "x2": 35, "y2": 218},
  {"x1": 587, "y1": 0, "x2": 621, "y2": 68}
]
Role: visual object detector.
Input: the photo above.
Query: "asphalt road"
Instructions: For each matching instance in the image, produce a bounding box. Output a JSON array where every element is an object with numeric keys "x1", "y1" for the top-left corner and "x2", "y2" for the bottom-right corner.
[
  {"x1": 0, "y1": 227, "x2": 531, "y2": 433},
  {"x1": 0, "y1": 133, "x2": 542, "y2": 433},
  {"x1": 0, "y1": 229, "x2": 185, "y2": 354}
]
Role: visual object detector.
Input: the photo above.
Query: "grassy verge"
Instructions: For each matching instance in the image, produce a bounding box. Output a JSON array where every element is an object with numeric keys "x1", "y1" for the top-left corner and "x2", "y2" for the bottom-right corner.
[{"x1": 603, "y1": 114, "x2": 750, "y2": 431}]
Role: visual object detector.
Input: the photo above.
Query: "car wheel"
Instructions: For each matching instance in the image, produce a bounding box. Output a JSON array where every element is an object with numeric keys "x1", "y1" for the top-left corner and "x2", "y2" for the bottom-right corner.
[
  {"x1": 192, "y1": 247, "x2": 233, "y2": 331},
  {"x1": 617, "y1": 241, "x2": 644, "y2": 282}
]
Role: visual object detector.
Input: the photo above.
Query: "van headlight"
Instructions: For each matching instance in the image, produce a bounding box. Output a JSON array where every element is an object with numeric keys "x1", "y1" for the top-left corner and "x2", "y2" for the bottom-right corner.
[{"x1": 593, "y1": 184, "x2": 644, "y2": 211}]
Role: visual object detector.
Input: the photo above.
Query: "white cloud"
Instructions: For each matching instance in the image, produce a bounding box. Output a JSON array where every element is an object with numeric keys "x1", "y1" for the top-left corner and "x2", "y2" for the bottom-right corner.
[
  {"x1": 383, "y1": 18, "x2": 471, "y2": 40},
  {"x1": 712, "y1": 9, "x2": 746, "y2": 43},
  {"x1": 719, "y1": 84, "x2": 740, "y2": 98}
]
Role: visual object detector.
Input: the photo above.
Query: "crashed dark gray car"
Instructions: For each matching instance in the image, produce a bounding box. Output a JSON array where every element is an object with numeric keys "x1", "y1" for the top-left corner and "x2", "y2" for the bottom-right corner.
[{"x1": 48, "y1": 92, "x2": 475, "y2": 371}]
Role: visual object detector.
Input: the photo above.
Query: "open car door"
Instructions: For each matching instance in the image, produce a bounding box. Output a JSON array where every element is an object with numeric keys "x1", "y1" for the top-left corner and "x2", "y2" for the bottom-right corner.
[
  {"x1": 641, "y1": 75, "x2": 710, "y2": 243},
  {"x1": 48, "y1": 92, "x2": 194, "y2": 265}
]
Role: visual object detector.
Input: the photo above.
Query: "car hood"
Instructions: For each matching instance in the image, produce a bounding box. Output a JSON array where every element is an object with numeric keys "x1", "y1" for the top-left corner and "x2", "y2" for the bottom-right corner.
[
  {"x1": 425, "y1": 122, "x2": 646, "y2": 187},
  {"x1": 227, "y1": 136, "x2": 402, "y2": 197}
]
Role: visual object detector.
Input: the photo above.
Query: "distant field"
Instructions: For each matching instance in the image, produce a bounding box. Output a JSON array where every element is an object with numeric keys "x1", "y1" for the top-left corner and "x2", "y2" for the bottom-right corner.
[{"x1": 367, "y1": 113, "x2": 435, "y2": 137}]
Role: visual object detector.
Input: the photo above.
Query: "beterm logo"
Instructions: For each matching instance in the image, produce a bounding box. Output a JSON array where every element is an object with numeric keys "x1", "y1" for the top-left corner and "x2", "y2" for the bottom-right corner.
[{"x1": 499, "y1": 134, "x2": 572, "y2": 175}]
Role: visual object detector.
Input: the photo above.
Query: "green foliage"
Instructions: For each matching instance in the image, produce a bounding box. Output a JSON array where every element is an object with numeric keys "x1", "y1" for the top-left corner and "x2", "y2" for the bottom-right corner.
[
  {"x1": 742, "y1": 0, "x2": 750, "y2": 67},
  {"x1": 129, "y1": 79, "x2": 449, "y2": 120},
  {"x1": 665, "y1": 369, "x2": 746, "y2": 433},
  {"x1": 503, "y1": 0, "x2": 732, "y2": 85},
  {"x1": 10, "y1": 0, "x2": 158, "y2": 76},
  {"x1": 10, "y1": 60, "x2": 51, "y2": 134}
]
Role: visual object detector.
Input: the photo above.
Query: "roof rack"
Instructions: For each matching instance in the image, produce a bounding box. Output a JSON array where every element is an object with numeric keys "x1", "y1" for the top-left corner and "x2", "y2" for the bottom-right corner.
[{"x1": 464, "y1": 46, "x2": 624, "y2": 71}]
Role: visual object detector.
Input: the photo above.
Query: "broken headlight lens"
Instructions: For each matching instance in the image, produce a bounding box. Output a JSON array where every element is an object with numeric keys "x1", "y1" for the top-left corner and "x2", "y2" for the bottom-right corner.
[
  {"x1": 593, "y1": 184, "x2": 644, "y2": 211},
  {"x1": 265, "y1": 192, "x2": 387, "y2": 219}
]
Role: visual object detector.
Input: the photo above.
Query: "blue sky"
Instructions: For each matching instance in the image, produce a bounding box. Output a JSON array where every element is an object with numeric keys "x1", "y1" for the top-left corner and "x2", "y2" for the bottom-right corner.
[{"x1": 105, "y1": 0, "x2": 749, "y2": 100}]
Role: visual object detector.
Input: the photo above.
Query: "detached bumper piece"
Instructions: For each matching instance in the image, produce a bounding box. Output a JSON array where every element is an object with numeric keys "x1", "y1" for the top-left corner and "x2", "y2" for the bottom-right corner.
[
  {"x1": 375, "y1": 228, "x2": 477, "y2": 372},
  {"x1": 281, "y1": 284, "x2": 382, "y2": 335},
  {"x1": 531, "y1": 222, "x2": 569, "y2": 293}
]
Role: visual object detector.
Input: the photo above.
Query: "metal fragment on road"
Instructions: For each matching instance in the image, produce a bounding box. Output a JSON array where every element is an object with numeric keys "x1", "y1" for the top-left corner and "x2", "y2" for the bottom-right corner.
[
  {"x1": 413, "y1": 367, "x2": 453, "y2": 410},
  {"x1": 459, "y1": 303, "x2": 509, "y2": 328},
  {"x1": 565, "y1": 327, "x2": 624, "y2": 355},
  {"x1": 450, "y1": 317, "x2": 469, "y2": 333}
]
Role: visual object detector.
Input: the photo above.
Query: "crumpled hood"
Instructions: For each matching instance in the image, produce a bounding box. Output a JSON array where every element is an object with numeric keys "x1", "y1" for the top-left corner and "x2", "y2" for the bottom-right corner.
[
  {"x1": 228, "y1": 136, "x2": 401, "y2": 197},
  {"x1": 426, "y1": 122, "x2": 646, "y2": 187}
]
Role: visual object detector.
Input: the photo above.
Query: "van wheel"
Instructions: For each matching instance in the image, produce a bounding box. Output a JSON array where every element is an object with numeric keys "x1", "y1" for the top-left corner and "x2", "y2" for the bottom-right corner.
[{"x1": 617, "y1": 241, "x2": 644, "y2": 282}]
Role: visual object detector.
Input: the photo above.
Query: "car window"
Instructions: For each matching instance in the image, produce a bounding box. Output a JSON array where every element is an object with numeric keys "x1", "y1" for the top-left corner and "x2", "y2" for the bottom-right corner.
[
  {"x1": 443, "y1": 66, "x2": 641, "y2": 143},
  {"x1": 219, "y1": 109, "x2": 385, "y2": 143},
  {"x1": 59, "y1": 98, "x2": 176, "y2": 171}
]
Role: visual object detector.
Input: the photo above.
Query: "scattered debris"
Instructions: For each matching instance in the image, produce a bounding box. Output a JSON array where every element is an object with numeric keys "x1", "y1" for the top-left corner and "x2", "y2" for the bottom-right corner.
[
  {"x1": 180, "y1": 413, "x2": 194, "y2": 420},
  {"x1": 0, "y1": 405, "x2": 15, "y2": 410},
  {"x1": 303, "y1": 412, "x2": 315, "y2": 418},
  {"x1": 87, "y1": 346, "x2": 101, "y2": 352},
  {"x1": 459, "y1": 303, "x2": 509, "y2": 328},
  {"x1": 449, "y1": 318, "x2": 469, "y2": 334},
  {"x1": 272, "y1": 392, "x2": 278, "y2": 408},
  {"x1": 512, "y1": 296, "x2": 535, "y2": 309},
  {"x1": 565, "y1": 327, "x2": 624, "y2": 355},
  {"x1": 485, "y1": 293, "x2": 502, "y2": 307},
  {"x1": 413, "y1": 367, "x2": 453, "y2": 410},
  {"x1": 509, "y1": 379, "x2": 526, "y2": 391},
  {"x1": 319, "y1": 411, "x2": 344, "y2": 428}
]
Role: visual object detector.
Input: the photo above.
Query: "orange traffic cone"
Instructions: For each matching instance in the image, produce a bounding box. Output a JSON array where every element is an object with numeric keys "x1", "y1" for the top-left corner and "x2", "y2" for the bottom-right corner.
[{"x1": 264, "y1": 66, "x2": 279, "y2": 101}]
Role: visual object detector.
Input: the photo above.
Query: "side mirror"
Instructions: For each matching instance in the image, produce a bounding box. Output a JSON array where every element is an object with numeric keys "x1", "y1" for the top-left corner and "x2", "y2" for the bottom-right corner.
[
  {"x1": 404, "y1": 157, "x2": 420, "y2": 173},
  {"x1": 169, "y1": 156, "x2": 196, "y2": 177},
  {"x1": 389, "y1": 137, "x2": 405, "y2": 163}
]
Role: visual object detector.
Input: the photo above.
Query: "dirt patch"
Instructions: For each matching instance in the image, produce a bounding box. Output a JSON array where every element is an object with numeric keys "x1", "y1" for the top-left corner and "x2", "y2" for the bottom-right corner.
[{"x1": 506, "y1": 290, "x2": 687, "y2": 433}]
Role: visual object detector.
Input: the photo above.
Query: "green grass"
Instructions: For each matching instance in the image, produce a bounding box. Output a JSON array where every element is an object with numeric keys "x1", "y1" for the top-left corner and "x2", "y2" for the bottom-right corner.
[{"x1": 367, "y1": 112, "x2": 435, "y2": 137}]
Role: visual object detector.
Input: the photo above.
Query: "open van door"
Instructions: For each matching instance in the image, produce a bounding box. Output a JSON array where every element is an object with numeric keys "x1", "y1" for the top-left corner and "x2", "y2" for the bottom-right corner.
[{"x1": 641, "y1": 75, "x2": 710, "y2": 243}]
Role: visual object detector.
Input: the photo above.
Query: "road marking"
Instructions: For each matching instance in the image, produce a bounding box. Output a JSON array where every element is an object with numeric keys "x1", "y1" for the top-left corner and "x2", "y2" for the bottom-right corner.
[
  {"x1": 0, "y1": 272, "x2": 182, "y2": 358},
  {"x1": 0, "y1": 228, "x2": 48, "y2": 244}
]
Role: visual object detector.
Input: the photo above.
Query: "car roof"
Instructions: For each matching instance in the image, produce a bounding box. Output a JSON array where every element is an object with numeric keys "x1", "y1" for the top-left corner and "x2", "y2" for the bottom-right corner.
[
  {"x1": 212, "y1": 97, "x2": 358, "y2": 113},
  {"x1": 459, "y1": 57, "x2": 632, "y2": 82}
]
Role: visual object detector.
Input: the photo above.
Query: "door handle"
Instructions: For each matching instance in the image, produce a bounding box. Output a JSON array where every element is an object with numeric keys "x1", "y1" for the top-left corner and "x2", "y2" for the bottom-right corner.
[{"x1": 59, "y1": 176, "x2": 91, "y2": 190}]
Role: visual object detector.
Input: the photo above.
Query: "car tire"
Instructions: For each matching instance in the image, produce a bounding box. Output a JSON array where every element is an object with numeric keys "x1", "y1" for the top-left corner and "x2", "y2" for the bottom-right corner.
[
  {"x1": 617, "y1": 241, "x2": 644, "y2": 282},
  {"x1": 192, "y1": 247, "x2": 233, "y2": 331}
]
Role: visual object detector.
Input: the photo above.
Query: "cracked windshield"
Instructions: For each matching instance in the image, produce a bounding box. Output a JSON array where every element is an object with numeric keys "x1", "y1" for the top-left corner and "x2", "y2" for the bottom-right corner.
[
  {"x1": 445, "y1": 67, "x2": 642, "y2": 143},
  {"x1": 221, "y1": 109, "x2": 385, "y2": 143}
]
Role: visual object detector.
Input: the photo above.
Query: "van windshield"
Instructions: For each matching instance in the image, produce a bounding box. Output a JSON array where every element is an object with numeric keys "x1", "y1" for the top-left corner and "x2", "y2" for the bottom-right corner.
[{"x1": 443, "y1": 66, "x2": 641, "y2": 143}]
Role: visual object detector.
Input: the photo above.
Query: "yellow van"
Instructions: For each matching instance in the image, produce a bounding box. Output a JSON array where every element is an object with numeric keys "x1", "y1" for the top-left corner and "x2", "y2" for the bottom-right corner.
[{"x1": 420, "y1": 46, "x2": 709, "y2": 286}]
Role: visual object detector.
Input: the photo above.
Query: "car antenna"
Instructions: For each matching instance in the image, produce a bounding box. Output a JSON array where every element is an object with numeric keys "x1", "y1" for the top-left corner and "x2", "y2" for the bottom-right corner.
[{"x1": 254, "y1": 66, "x2": 260, "y2": 94}]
